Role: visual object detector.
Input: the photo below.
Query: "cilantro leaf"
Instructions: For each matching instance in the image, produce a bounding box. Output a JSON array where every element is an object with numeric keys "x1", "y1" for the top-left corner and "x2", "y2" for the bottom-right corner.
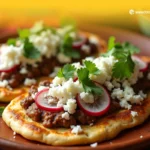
[
  {"x1": 112, "y1": 54, "x2": 135, "y2": 79},
  {"x1": 64, "y1": 49, "x2": 80, "y2": 59},
  {"x1": 57, "y1": 64, "x2": 76, "y2": 80},
  {"x1": 57, "y1": 68, "x2": 63, "y2": 78},
  {"x1": 108, "y1": 36, "x2": 115, "y2": 50},
  {"x1": 18, "y1": 29, "x2": 30, "y2": 39},
  {"x1": 102, "y1": 37, "x2": 139, "y2": 79},
  {"x1": 102, "y1": 46, "x2": 135, "y2": 79},
  {"x1": 77, "y1": 68, "x2": 103, "y2": 95},
  {"x1": 60, "y1": 34, "x2": 80, "y2": 59},
  {"x1": 0, "y1": 107, "x2": 5, "y2": 117},
  {"x1": 122, "y1": 42, "x2": 140, "y2": 54},
  {"x1": 7, "y1": 38, "x2": 17, "y2": 46},
  {"x1": 84, "y1": 60, "x2": 100, "y2": 75},
  {"x1": 23, "y1": 38, "x2": 40, "y2": 59}
]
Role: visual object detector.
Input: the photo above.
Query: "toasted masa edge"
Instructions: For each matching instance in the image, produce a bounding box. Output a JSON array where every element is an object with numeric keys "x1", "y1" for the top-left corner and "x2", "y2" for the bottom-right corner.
[
  {"x1": 0, "y1": 77, "x2": 53, "y2": 102},
  {"x1": 2, "y1": 92, "x2": 150, "y2": 146}
]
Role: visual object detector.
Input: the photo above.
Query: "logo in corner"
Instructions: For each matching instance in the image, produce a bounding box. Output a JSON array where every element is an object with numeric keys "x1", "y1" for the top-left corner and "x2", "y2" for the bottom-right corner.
[{"x1": 129, "y1": 9, "x2": 135, "y2": 15}]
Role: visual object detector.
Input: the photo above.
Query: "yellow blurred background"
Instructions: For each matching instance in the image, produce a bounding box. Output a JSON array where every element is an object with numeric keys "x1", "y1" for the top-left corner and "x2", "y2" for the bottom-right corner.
[{"x1": 0, "y1": 0, "x2": 150, "y2": 35}]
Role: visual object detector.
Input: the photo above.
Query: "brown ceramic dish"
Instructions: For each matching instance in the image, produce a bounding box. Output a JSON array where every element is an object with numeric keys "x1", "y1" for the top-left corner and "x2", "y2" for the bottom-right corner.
[{"x1": 0, "y1": 24, "x2": 150, "y2": 150}]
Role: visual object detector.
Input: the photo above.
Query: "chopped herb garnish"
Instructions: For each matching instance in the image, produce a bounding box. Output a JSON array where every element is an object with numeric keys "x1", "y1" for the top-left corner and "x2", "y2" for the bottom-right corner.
[
  {"x1": 57, "y1": 64, "x2": 76, "y2": 80},
  {"x1": 0, "y1": 107, "x2": 5, "y2": 117},
  {"x1": 77, "y1": 68, "x2": 103, "y2": 95},
  {"x1": 60, "y1": 34, "x2": 80, "y2": 59},
  {"x1": 112, "y1": 53, "x2": 135, "y2": 79},
  {"x1": 18, "y1": 29, "x2": 30, "y2": 39},
  {"x1": 102, "y1": 36, "x2": 139, "y2": 79},
  {"x1": 84, "y1": 60, "x2": 100, "y2": 75},
  {"x1": 23, "y1": 38, "x2": 40, "y2": 59},
  {"x1": 7, "y1": 38, "x2": 17, "y2": 46},
  {"x1": 108, "y1": 36, "x2": 115, "y2": 50},
  {"x1": 122, "y1": 42, "x2": 140, "y2": 54}
]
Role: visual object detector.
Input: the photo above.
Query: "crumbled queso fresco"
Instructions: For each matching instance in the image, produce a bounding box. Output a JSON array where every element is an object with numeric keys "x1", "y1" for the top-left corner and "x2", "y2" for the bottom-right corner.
[
  {"x1": 0, "y1": 21, "x2": 78, "y2": 71},
  {"x1": 36, "y1": 55, "x2": 148, "y2": 134}
]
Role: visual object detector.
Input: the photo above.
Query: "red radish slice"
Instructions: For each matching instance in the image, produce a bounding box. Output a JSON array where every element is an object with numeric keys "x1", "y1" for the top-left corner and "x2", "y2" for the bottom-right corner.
[
  {"x1": 73, "y1": 77, "x2": 78, "y2": 82},
  {"x1": 132, "y1": 56, "x2": 148, "y2": 72},
  {"x1": 76, "y1": 83, "x2": 110, "y2": 116},
  {"x1": 35, "y1": 88, "x2": 63, "y2": 112},
  {"x1": 72, "y1": 35, "x2": 87, "y2": 49},
  {"x1": 0, "y1": 64, "x2": 19, "y2": 73}
]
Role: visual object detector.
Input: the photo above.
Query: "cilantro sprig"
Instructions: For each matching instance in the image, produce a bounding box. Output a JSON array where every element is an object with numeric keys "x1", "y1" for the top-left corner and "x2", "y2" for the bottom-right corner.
[
  {"x1": 59, "y1": 34, "x2": 80, "y2": 59},
  {"x1": 18, "y1": 29, "x2": 30, "y2": 39},
  {"x1": 23, "y1": 38, "x2": 40, "y2": 59},
  {"x1": 103, "y1": 36, "x2": 140, "y2": 79},
  {"x1": 57, "y1": 62, "x2": 102, "y2": 95},
  {"x1": 0, "y1": 107, "x2": 5, "y2": 117},
  {"x1": 77, "y1": 68, "x2": 103, "y2": 95},
  {"x1": 84, "y1": 60, "x2": 100, "y2": 75},
  {"x1": 7, "y1": 38, "x2": 17, "y2": 46},
  {"x1": 57, "y1": 64, "x2": 76, "y2": 80}
]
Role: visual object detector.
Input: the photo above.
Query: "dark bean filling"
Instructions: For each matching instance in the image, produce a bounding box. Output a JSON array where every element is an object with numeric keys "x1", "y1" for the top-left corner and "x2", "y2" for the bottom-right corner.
[
  {"x1": 0, "y1": 39, "x2": 102, "y2": 88},
  {"x1": 20, "y1": 64, "x2": 150, "y2": 128}
]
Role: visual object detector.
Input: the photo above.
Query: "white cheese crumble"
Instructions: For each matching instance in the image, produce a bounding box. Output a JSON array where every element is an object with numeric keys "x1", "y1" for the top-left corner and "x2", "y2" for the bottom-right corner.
[
  {"x1": 71, "y1": 125, "x2": 83, "y2": 134},
  {"x1": 112, "y1": 79, "x2": 120, "y2": 88},
  {"x1": 57, "y1": 53, "x2": 71, "y2": 63},
  {"x1": 90, "y1": 56, "x2": 117, "y2": 84},
  {"x1": 29, "y1": 29, "x2": 60, "y2": 59},
  {"x1": 0, "y1": 22, "x2": 79, "y2": 71},
  {"x1": 38, "y1": 86, "x2": 48, "y2": 92},
  {"x1": 89, "y1": 36, "x2": 99, "y2": 45},
  {"x1": 13, "y1": 131, "x2": 16, "y2": 136},
  {"x1": 62, "y1": 112, "x2": 70, "y2": 120},
  {"x1": 81, "y1": 44, "x2": 90, "y2": 54},
  {"x1": 0, "y1": 45, "x2": 22, "y2": 70},
  {"x1": 131, "y1": 111, "x2": 138, "y2": 117},
  {"x1": 104, "y1": 81, "x2": 114, "y2": 91},
  {"x1": 72, "y1": 62, "x2": 83, "y2": 69},
  {"x1": 140, "y1": 135, "x2": 143, "y2": 139},
  {"x1": 48, "y1": 78, "x2": 83, "y2": 114},
  {"x1": 90, "y1": 142, "x2": 98, "y2": 148},
  {"x1": 0, "y1": 80, "x2": 9, "y2": 87},
  {"x1": 24, "y1": 78, "x2": 36, "y2": 86},
  {"x1": 52, "y1": 77, "x2": 66, "y2": 86},
  {"x1": 112, "y1": 86, "x2": 146, "y2": 109},
  {"x1": 80, "y1": 92, "x2": 94, "y2": 103},
  {"x1": 45, "y1": 52, "x2": 147, "y2": 113},
  {"x1": 63, "y1": 99, "x2": 77, "y2": 114},
  {"x1": 19, "y1": 67, "x2": 28, "y2": 74},
  {"x1": 85, "y1": 56, "x2": 94, "y2": 61}
]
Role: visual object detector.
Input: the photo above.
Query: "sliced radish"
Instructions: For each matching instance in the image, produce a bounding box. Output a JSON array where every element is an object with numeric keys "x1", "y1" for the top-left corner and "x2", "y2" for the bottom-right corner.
[
  {"x1": 73, "y1": 77, "x2": 78, "y2": 82},
  {"x1": 76, "y1": 83, "x2": 110, "y2": 116},
  {"x1": 0, "y1": 64, "x2": 19, "y2": 73},
  {"x1": 132, "y1": 56, "x2": 148, "y2": 72},
  {"x1": 35, "y1": 88, "x2": 63, "y2": 112},
  {"x1": 72, "y1": 35, "x2": 87, "y2": 49}
]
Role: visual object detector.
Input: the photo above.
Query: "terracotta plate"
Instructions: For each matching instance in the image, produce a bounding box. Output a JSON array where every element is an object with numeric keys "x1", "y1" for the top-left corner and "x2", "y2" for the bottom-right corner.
[{"x1": 0, "y1": 25, "x2": 150, "y2": 150}]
